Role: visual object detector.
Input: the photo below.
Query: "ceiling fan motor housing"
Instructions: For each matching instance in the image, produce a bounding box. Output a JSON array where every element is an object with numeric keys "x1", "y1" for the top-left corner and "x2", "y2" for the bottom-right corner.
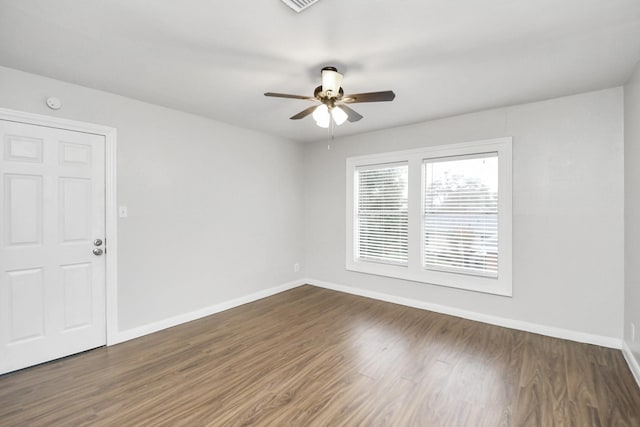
[{"x1": 314, "y1": 85, "x2": 344, "y2": 102}]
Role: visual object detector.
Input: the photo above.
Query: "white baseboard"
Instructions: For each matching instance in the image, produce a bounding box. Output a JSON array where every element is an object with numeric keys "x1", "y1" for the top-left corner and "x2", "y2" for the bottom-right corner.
[
  {"x1": 110, "y1": 276, "x2": 635, "y2": 385},
  {"x1": 304, "y1": 278, "x2": 622, "y2": 349},
  {"x1": 622, "y1": 341, "x2": 640, "y2": 389},
  {"x1": 110, "y1": 276, "x2": 622, "y2": 353},
  {"x1": 111, "y1": 279, "x2": 305, "y2": 345}
]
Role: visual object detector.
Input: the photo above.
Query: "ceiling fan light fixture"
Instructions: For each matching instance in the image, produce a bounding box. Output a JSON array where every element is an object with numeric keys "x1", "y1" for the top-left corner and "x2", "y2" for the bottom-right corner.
[
  {"x1": 313, "y1": 104, "x2": 330, "y2": 128},
  {"x1": 331, "y1": 106, "x2": 348, "y2": 125},
  {"x1": 321, "y1": 67, "x2": 343, "y2": 97}
]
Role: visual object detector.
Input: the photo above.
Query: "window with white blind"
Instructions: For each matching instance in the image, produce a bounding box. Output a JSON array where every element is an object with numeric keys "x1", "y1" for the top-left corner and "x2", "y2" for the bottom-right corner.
[
  {"x1": 423, "y1": 154, "x2": 498, "y2": 277},
  {"x1": 346, "y1": 137, "x2": 512, "y2": 296},
  {"x1": 355, "y1": 163, "x2": 408, "y2": 265}
]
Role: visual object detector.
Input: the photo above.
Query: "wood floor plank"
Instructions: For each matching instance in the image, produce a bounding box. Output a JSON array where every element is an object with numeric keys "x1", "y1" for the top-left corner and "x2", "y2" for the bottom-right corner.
[
  {"x1": 1, "y1": 285, "x2": 639, "y2": 426},
  {"x1": 593, "y1": 347, "x2": 640, "y2": 426},
  {"x1": 564, "y1": 342, "x2": 603, "y2": 426},
  {"x1": 513, "y1": 334, "x2": 571, "y2": 426}
]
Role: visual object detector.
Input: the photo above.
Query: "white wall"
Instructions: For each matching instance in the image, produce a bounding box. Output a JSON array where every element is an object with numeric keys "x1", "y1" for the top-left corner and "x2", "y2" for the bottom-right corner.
[
  {"x1": 0, "y1": 64, "x2": 628, "y2": 347},
  {"x1": 303, "y1": 88, "x2": 624, "y2": 340},
  {"x1": 0, "y1": 66, "x2": 304, "y2": 332},
  {"x1": 625, "y1": 61, "x2": 640, "y2": 367}
]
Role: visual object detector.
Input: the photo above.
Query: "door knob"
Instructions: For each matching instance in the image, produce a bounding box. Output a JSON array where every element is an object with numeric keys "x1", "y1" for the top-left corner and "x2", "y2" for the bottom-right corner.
[
  {"x1": 92, "y1": 248, "x2": 103, "y2": 256},
  {"x1": 94, "y1": 238, "x2": 103, "y2": 246}
]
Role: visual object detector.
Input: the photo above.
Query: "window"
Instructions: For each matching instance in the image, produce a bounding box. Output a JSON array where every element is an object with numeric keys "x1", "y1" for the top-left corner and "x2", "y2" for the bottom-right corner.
[
  {"x1": 346, "y1": 138, "x2": 512, "y2": 296},
  {"x1": 355, "y1": 163, "x2": 408, "y2": 265},
  {"x1": 423, "y1": 154, "x2": 498, "y2": 277}
]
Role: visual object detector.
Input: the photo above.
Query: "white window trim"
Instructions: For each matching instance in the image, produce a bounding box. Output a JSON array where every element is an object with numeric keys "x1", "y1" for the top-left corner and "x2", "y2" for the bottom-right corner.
[{"x1": 346, "y1": 137, "x2": 512, "y2": 297}]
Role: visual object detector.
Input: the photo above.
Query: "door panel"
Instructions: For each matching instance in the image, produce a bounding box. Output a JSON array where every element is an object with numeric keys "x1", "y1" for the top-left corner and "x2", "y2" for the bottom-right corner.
[
  {"x1": 4, "y1": 134, "x2": 43, "y2": 163},
  {"x1": 7, "y1": 268, "x2": 44, "y2": 342},
  {"x1": 61, "y1": 262, "x2": 93, "y2": 330},
  {"x1": 5, "y1": 174, "x2": 44, "y2": 246},
  {"x1": 0, "y1": 120, "x2": 106, "y2": 374},
  {"x1": 59, "y1": 177, "x2": 91, "y2": 242}
]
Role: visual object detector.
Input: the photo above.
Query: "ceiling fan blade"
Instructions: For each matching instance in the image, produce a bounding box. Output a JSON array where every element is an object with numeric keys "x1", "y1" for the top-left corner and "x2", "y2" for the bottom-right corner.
[
  {"x1": 321, "y1": 68, "x2": 343, "y2": 95},
  {"x1": 290, "y1": 105, "x2": 318, "y2": 120},
  {"x1": 264, "y1": 92, "x2": 315, "y2": 101},
  {"x1": 342, "y1": 90, "x2": 396, "y2": 103},
  {"x1": 338, "y1": 105, "x2": 363, "y2": 122}
]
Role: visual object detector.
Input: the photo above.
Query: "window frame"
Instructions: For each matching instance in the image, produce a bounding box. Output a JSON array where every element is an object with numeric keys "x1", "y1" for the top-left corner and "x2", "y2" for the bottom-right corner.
[
  {"x1": 422, "y1": 152, "x2": 499, "y2": 278},
  {"x1": 346, "y1": 137, "x2": 512, "y2": 297}
]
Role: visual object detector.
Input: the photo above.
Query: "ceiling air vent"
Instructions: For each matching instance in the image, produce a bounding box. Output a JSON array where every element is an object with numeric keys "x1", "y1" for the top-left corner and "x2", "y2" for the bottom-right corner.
[{"x1": 281, "y1": 0, "x2": 321, "y2": 13}]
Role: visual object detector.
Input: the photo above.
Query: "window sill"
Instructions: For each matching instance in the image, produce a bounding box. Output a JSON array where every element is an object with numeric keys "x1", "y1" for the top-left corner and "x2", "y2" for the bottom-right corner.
[{"x1": 346, "y1": 260, "x2": 512, "y2": 297}]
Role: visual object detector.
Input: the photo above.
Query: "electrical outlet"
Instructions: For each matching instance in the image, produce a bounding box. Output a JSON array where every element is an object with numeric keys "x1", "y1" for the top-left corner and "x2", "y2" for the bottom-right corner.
[{"x1": 294, "y1": 263, "x2": 300, "y2": 273}]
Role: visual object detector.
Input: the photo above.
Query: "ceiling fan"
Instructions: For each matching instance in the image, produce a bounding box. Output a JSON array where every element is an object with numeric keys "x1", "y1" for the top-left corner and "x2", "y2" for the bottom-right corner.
[{"x1": 264, "y1": 67, "x2": 396, "y2": 128}]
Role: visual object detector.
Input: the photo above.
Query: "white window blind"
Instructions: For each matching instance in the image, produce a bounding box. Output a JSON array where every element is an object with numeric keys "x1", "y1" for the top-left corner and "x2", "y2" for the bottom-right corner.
[
  {"x1": 423, "y1": 153, "x2": 498, "y2": 277},
  {"x1": 355, "y1": 163, "x2": 408, "y2": 265}
]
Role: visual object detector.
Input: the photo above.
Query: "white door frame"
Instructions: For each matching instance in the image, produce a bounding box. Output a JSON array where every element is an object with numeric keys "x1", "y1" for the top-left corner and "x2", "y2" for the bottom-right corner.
[{"x1": 0, "y1": 108, "x2": 119, "y2": 345}]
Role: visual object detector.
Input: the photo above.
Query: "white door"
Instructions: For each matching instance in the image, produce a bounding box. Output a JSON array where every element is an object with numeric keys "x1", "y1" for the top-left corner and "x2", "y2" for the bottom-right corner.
[{"x1": 0, "y1": 120, "x2": 106, "y2": 374}]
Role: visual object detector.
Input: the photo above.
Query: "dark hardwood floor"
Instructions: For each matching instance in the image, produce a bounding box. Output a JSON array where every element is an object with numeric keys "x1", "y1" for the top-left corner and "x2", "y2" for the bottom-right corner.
[{"x1": 1, "y1": 285, "x2": 639, "y2": 426}]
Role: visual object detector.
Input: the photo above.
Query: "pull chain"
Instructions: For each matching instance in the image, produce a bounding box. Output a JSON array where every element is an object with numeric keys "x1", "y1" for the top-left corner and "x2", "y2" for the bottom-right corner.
[{"x1": 327, "y1": 117, "x2": 335, "y2": 150}]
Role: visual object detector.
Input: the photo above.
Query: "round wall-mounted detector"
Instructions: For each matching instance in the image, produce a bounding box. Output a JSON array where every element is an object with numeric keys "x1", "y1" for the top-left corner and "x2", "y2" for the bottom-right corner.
[{"x1": 46, "y1": 97, "x2": 62, "y2": 110}]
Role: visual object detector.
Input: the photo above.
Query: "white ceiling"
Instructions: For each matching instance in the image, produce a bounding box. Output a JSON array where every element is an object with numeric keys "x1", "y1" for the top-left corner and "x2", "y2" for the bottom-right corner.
[{"x1": 1, "y1": 0, "x2": 640, "y2": 142}]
